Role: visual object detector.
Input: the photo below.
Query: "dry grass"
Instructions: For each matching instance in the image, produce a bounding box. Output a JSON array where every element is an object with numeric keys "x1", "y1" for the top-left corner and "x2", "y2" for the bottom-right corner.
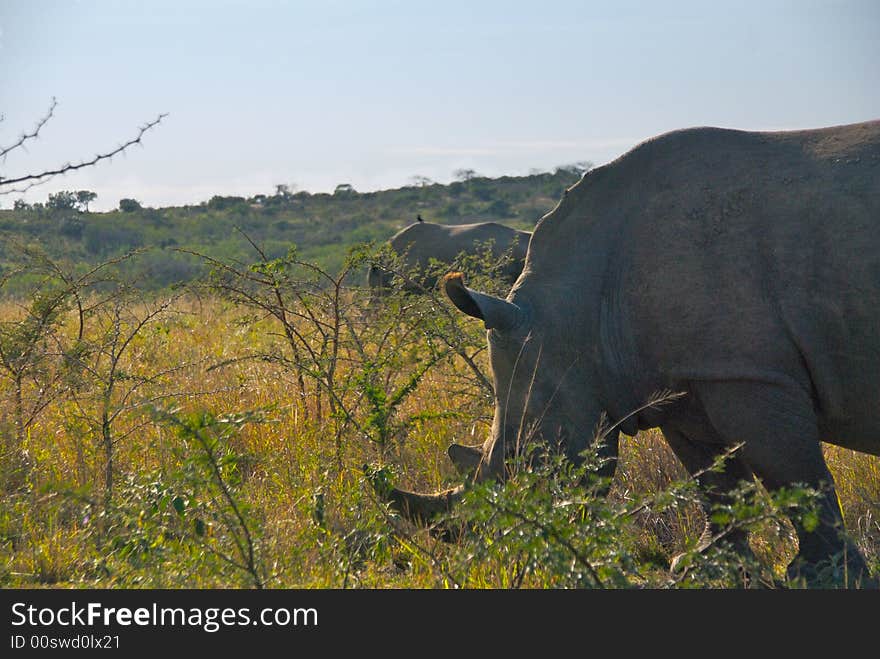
[{"x1": 0, "y1": 296, "x2": 877, "y2": 587}]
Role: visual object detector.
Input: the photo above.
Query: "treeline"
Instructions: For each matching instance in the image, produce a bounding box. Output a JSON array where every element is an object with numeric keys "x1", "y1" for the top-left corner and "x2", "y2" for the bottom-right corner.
[{"x1": 0, "y1": 167, "x2": 585, "y2": 294}]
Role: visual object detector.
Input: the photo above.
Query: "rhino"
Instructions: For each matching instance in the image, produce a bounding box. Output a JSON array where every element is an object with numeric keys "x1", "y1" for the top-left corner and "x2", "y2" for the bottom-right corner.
[
  {"x1": 391, "y1": 120, "x2": 880, "y2": 587},
  {"x1": 368, "y1": 220, "x2": 531, "y2": 295}
]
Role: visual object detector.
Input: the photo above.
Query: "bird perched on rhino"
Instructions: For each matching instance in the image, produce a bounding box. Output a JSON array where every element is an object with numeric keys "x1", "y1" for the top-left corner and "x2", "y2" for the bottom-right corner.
[{"x1": 368, "y1": 220, "x2": 531, "y2": 297}]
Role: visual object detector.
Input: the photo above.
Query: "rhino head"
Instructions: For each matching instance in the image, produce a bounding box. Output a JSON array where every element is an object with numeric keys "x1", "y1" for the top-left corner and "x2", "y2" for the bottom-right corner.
[{"x1": 387, "y1": 271, "x2": 620, "y2": 528}]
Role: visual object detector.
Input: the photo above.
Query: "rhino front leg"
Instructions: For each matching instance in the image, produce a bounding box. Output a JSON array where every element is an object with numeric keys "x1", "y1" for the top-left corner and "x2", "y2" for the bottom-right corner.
[{"x1": 697, "y1": 380, "x2": 876, "y2": 589}]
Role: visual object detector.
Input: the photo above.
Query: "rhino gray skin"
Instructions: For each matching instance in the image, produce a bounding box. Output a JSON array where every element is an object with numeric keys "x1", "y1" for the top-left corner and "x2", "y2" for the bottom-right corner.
[
  {"x1": 368, "y1": 221, "x2": 531, "y2": 295},
  {"x1": 392, "y1": 120, "x2": 880, "y2": 587}
]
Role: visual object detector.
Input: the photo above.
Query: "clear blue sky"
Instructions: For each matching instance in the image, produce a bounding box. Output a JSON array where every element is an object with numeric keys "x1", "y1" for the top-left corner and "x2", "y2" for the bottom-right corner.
[{"x1": 1, "y1": 0, "x2": 878, "y2": 210}]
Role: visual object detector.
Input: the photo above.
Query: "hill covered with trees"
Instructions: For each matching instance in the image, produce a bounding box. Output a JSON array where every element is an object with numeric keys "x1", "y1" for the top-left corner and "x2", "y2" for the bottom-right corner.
[{"x1": 0, "y1": 166, "x2": 586, "y2": 292}]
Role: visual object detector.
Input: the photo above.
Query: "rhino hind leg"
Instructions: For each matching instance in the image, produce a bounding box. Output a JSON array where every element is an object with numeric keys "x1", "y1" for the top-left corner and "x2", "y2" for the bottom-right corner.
[{"x1": 696, "y1": 380, "x2": 876, "y2": 589}]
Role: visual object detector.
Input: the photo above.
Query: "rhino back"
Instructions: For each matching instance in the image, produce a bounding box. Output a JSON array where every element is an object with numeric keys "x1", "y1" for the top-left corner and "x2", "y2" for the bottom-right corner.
[
  {"x1": 447, "y1": 222, "x2": 527, "y2": 256},
  {"x1": 520, "y1": 121, "x2": 880, "y2": 451},
  {"x1": 391, "y1": 221, "x2": 529, "y2": 266}
]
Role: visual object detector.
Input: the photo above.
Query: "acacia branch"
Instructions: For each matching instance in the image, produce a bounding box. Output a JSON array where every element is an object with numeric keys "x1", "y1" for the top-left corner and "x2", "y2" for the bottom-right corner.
[
  {"x1": 0, "y1": 112, "x2": 167, "y2": 194},
  {"x1": 0, "y1": 97, "x2": 57, "y2": 160}
]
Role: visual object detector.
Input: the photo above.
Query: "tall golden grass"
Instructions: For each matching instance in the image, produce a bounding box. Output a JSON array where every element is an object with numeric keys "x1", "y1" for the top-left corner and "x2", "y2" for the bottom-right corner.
[{"x1": 0, "y1": 295, "x2": 876, "y2": 587}]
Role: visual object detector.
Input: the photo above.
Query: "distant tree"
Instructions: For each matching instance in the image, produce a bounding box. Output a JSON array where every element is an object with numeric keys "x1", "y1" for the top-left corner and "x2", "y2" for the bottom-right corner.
[
  {"x1": 453, "y1": 168, "x2": 478, "y2": 182},
  {"x1": 334, "y1": 183, "x2": 356, "y2": 195},
  {"x1": 409, "y1": 175, "x2": 435, "y2": 187},
  {"x1": 47, "y1": 190, "x2": 77, "y2": 211},
  {"x1": 208, "y1": 195, "x2": 246, "y2": 211},
  {"x1": 118, "y1": 198, "x2": 142, "y2": 212},
  {"x1": 0, "y1": 97, "x2": 165, "y2": 195},
  {"x1": 75, "y1": 190, "x2": 97, "y2": 212},
  {"x1": 274, "y1": 183, "x2": 297, "y2": 198},
  {"x1": 13, "y1": 199, "x2": 30, "y2": 211}
]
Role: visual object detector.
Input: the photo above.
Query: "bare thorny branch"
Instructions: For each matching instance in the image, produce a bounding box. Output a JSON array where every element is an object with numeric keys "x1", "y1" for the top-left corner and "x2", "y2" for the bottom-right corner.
[
  {"x1": 0, "y1": 96, "x2": 167, "y2": 194},
  {"x1": 0, "y1": 97, "x2": 57, "y2": 161},
  {"x1": 369, "y1": 255, "x2": 494, "y2": 396}
]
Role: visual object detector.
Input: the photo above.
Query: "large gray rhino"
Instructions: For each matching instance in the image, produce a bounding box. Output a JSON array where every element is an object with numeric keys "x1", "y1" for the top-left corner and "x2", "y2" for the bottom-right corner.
[
  {"x1": 392, "y1": 120, "x2": 880, "y2": 587},
  {"x1": 368, "y1": 220, "x2": 531, "y2": 295}
]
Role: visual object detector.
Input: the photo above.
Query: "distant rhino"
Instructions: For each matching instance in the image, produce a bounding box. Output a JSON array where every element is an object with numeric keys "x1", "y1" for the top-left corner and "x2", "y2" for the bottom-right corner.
[
  {"x1": 368, "y1": 221, "x2": 531, "y2": 296},
  {"x1": 391, "y1": 120, "x2": 880, "y2": 587}
]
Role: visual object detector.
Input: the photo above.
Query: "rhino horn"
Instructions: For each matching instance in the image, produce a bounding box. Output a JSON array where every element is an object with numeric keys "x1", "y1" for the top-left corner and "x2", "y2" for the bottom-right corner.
[
  {"x1": 443, "y1": 272, "x2": 522, "y2": 331},
  {"x1": 447, "y1": 443, "x2": 484, "y2": 476}
]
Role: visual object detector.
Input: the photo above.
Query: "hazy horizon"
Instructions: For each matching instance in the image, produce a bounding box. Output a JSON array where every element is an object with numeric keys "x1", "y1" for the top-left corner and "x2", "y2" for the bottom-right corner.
[{"x1": 2, "y1": 0, "x2": 878, "y2": 211}]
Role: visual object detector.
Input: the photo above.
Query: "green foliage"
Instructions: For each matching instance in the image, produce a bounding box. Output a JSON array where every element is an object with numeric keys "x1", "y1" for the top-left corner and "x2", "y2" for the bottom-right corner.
[
  {"x1": 58, "y1": 216, "x2": 84, "y2": 239},
  {"x1": 0, "y1": 169, "x2": 581, "y2": 292},
  {"x1": 427, "y1": 444, "x2": 825, "y2": 588},
  {"x1": 29, "y1": 408, "x2": 269, "y2": 587},
  {"x1": 146, "y1": 407, "x2": 267, "y2": 587},
  {"x1": 0, "y1": 249, "x2": 80, "y2": 470},
  {"x1": 334, "y1": 183, "x2": 356, "y2": 195},
  {"x1": 75, "y1": 191, "x2": 97, "y2": 212},
  {"x1": 207, "y1": 195, "x2": 247, "y2": 211},
  {"x1": 118, "y1": 198, "x2": 142, "y2": 213},
  {"x1": 46, "y1": 191, "x2": 77, "y2": 212},
  {"x1": 359, "y1": 351, "x2": 447, "y2": 449},
  {"x1": 82, "y1": 220, "x2": 145, "y2": 256}
]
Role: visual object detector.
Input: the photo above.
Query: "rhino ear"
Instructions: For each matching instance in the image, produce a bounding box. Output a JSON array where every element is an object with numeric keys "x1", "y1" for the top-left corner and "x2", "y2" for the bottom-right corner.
[{"x1": 443, "y1": 272, "x2": 522, "y2": 331}]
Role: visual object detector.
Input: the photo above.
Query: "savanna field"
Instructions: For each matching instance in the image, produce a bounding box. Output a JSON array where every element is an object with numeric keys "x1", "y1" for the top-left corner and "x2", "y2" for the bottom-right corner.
[
  {"x1": 1, "y1": 174, "x2": 878, "y2": 588},
  {"x1": 1, "y1": 277, "x2": 877, "y2": 589}
]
